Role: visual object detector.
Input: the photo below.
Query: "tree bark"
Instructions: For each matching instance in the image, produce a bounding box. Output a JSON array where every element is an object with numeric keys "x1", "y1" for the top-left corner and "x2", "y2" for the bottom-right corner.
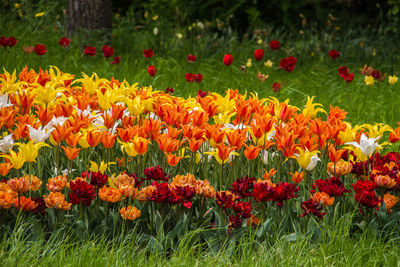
[{"x1": 66, "y1": 0, "x2": 112, "y2": 38}]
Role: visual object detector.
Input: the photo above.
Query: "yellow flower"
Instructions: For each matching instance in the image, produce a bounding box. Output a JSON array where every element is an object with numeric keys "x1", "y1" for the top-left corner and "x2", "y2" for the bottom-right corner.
[
  {"x1": 246, "y1": 58, "x2": 252, "y2": 67},
  {"x1": 35, "y1": 12, "x2": 45, "y2": 17},
  {"x1": 152, "y1": 15, "x2": 158, "y2": 21},
  {"x1": 365, "y1": 75, "x2": 374, "y2": 86},
  {"x1": 120, "y1": 142, "x2": 138, "y2": 157},
  {"x1": 257, "y1": 39, "x2": 263, "y2": 45},
  {"x1": 302, "y1": 96, "x2": 326, "y2": 118},
  {"x1": 0, "y1": 150, "x2": 25, "y2": 169},
  {"x1": 15, "y1": 141, "x2": 49, "y2": 163},
  {"x1": 296, "y1": 148, "x2": 320, "y2": 171},
  {"x1": 264, "y1": 60, "x2": 273, "y2": 68},
  {"x1": 389, "y1": 75, "x2": 398, "y2": 85},
  {"x1": 361, "y1": 123, "x2": 392, "y2": 140},
  {"x1": 90, "y1": 161, "x2": 116, "y2": 174},
  {"x1": 15, "y1": 3, "x2": 21, "y2": 9},
  {"x1": 176, "y1": 33, "x2": 183, "y2": 40}
]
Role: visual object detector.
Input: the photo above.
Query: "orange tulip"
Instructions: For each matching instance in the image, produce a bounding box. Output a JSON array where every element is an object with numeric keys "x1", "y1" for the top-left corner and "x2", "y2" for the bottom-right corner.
[
  {"x1": 35, "y1": 105, "x2": 55, "y2": 126},
  {"x1": 51, "y1": 124, "x2": 74, "y2": 144},
  {"x1": 0, "y1": 163, "x2": 12, "y2": 176},
  {"x1": 290, "y1": 171, "x2": 304, "y2": 184},
  {"x1": 216, "y1": 143, "x2": 236, "y2": 163},
  {"x1": 44, "y1": 192, "x2": 71, "y2": 210},
  {"x1": 132, "y1": 137, "x2": 150, "y2": 155},
  {"x1": 65, "y1": 133, "x2": 82, "y2": 147},
  {"x1": 143, "y1": 118, "x2": 164, "y2": 140},
  {"x1": 244, "y1": 144, "x2": 261, "y2": 160},
  {"x1": 111, "y1": 103, "x2": 126, "y2": 121},
  {"x1": 8, "y1": 177, "x2": 30, "y2": 194},
  {"x1": 187, "y1": 138, "x2": 204, "y2": 152},
  {"x1": 13, "y1": 196, "x2": 38, "y2": 211},
  {"x1": 101, "y1": 132, "x2": 117, "y2": 148},
  {"x1": 87, "y1": 130, "x2": 103, "y2": 147},
  {"x1": 328, "y1": 146, "x2": 346, "y2": 163},
  {"x1": 383, "y1": 193, "x2": 399, "y2": 213},
  {"x1": 166, "y1": 125, "x2": 182, "y2": 139},
  {"x1": 62, "y1": 145, "x2": 81, "y2": 160},
  {"x1": 263, "y1": 168, "x2": 277, "y2": 180},
  {"x1": 226, "y1": 129, "x2": 247, "y2": 149},
  {"x1": 102, "y1": 113, "x2": 115, "y2": 129},
  {"x1": 181, "y1": 124, "x2": 205, "y2": 140},
  {"x1": 47, "y1": 175, "x2": 68, "y2": 192},
  {"x1": 190, "y1": 110, "x2": 209, "y2": 126},
  {"x1": 99, "y1": 186, "x2": 123, "y2": 203},
  {"x1": 117, "y1": 127, "x2": 137, "y2": 142},
  {"x1": 389, "y1": 123, "x2": 400, "y2": 143},
  {"x1": 0, "y1": 191, "x2": 14, "y2": 209},
  {"x1": 156, "y1": 134, "x2": 181, "y2": 153},
  {"x1": 311, "y1": 192, "x2": 334, "y2": 207},
  {"x1": 120, "y1": 205, "x2": 141, "y2": 220},
  {"x1": 165, "y1": 152, "x2": 183, "y2": 166}
]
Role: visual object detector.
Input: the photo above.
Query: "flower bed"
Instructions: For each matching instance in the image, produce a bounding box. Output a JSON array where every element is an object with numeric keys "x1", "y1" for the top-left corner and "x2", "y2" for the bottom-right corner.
[{"x1": 0, "y1": 67, "x2": 400, "y2": 240}]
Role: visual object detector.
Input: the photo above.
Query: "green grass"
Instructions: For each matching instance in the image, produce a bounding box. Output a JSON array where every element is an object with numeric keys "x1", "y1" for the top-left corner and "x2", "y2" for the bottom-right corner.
[{"x1": 1, "y1": 221, "x2": 400, "y2": 266}]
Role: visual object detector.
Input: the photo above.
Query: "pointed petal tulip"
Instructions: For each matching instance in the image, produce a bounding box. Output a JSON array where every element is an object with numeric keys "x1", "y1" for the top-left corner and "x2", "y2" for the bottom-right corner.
[
  {"x1": 346, "y1": 133, "x2": 380, "y2": 157},
  {"x1": 0, "y1": 134, "x2": 14, "y2": 153}
]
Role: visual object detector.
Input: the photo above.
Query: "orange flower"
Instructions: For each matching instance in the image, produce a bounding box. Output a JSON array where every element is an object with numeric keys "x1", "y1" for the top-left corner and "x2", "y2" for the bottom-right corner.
[
  {"x1": 166, "y1": 125, "x2": 182, "y2": 139},
  {"x1": 120, "y1": 205, "x2": 141, "y2": 221},
  {"x1": 327, "y1": 160, "x2": 352, "y2": 176},
  {"x1": 247, "y1": 214, "x2": 261, "y2": 227},
  {"x1": 47, "y1": 175, "x2": 68, "y2": 192},
  {"x1": 263, "y1": 168, "x2": 277, "y2": 180},
  {"x1": 383, "y1": 193, "x2": 399, "y2": 213},
  {"x1": 244, "y1": 144, "x2": 261, "y2": 160},
  {"x1": 374, "y1": 175, "x2": 396, "y2": 189},
  {"x1": 156, "y1": 134, "x2": 181, "y2": 152},
  {"x1": 62, "y1": 145, "x2": 81, "y2": 160},
  {"x1": 389, "y1": 123, "x2": 400, "y2": 143},
  {"x1": 13, "y1": 196, "x2": 38, "y2": 211},
  {"x1": 101, "y1": 113, "x2": 115, "y2": 129},
  {"x1": 290, "y1": 171, "x2": 304, "y2": 184},
  {"x1": 117, "y1": 127, "x2": 137, "y2": 142},
  {"x1": 51, "y1": 124, "x2": 74, "y2": 144},
  {"x1": 181, "y1": 124, "x2": 204, "y2": 140},
  {"x1": 111, "y1": 103, "x2": 126, "y2": 121},
  {"x1": 311, "y1": 192, "x2": 334, "y2": 207},
  {"x1": 65, "y1": 133, "x2": 82, "y2": 147},
  {"x1": 137, "y1": 185, "x2": 156, "y2": 202},
  {"x1": 0, "y1": 191, "x2": 14, "y2": 209},
  {"x1": 143, "y1": 118, "x2": 164, "y2": 140},
  {"x1": 99, "y1": 186, "x2": 123, "y2": 203},
  {"x1": 0, "y1": 183, "x2": 18, "y2": 198},
  {"x1": 101, "y1": 132, "x2": 117, "y2": 148},
  {"x1": 35, "y1": 105, "x2": 55, "y2": 126},
  {"x1": 27, "y1": 175, "x2": 42, "y2": 191},
  {"x1": 44, "y1": 192, "x2": 71, "y2": 210},
  {"x1": 165, "y1": 152, "x2": 183, "y2": 166},
  {"x1": 328, "y1": 146, "x2": 346, "y2": 163},
  {"x1": 195, "y1": 180, "x2": 216, "y2": 198},
  {"x1": 87, "y1": 130, "x2": 103, "y2": 147},
  {"x1": 0, "y1": 163, "x2": 12, "y2": 176},
  {"x1": 7, "y1": 177, "x2": 30, "y2": 193},
  {"x1": 216, "y1": 143, "x2": 236, "y2": 163},
  {"x1": 226, "y1": 129, "x2": 247, "y2": 149},
  {"x1": 113, "y1": 173, "x2": 135, "y2": 188},
  {"x1": 187, "y1": 138, "x2": 204, "y2": 152},
  {"x1": 132, "y1": 137, "x2": 150, "y2": 155}
]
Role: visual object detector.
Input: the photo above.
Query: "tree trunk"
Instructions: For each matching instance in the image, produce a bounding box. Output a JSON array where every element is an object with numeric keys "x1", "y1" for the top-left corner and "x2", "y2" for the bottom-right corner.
[{"x1": 66, "y1": 0, "x2": 112, "y2": 39}]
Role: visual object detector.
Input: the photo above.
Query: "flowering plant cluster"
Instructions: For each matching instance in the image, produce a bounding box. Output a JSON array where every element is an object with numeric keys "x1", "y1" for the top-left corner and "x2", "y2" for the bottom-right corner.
[{"x1": 0, "y1": 67, "x2": 399, "y2": 237}]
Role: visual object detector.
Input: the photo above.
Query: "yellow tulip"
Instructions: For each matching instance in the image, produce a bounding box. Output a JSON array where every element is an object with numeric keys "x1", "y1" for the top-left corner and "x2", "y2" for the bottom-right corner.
[
  {"x1": 120, "y1": 142, "x2": 138, "y2": 157},
  {"x1": 302, "y1": 96, "x2": 326, "y2": 118},
  {"x1": 15, "y1": 141, "x2": 49, "y2": 162},
  {"x1": 365, "y1": 75, "x2": 374, "y2": 86},
  {"x1": 0, "y1": 150, "x2": 25, "y2": 169},
  {"x1": 389, "y1": 75, "x2": 398, "y2": 85},
  {"x1": 296, "y1": 149, "x2": 320, "y2": 171}
]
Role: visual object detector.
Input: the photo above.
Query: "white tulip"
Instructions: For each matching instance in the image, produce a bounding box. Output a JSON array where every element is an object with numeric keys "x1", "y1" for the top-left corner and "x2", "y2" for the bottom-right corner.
[
  {"x1": 27, "y1": 125, "x2": 53, "y2": 143},
  {"x1": 305, "y1": 155, "x2": 321, "y2": 171},
  {"x1": 346, "y1": 133, "x2": 380, "y2": 157},
  {"x1": 0, "y1": 134, "x2": 14, "y2": 153}
]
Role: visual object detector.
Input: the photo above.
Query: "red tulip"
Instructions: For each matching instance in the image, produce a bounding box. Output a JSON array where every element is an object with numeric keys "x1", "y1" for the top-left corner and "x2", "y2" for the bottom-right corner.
[
  {"x1": 6, "y1": 36, "x2": 17, "y2": 47},
  {"x1": 254, "y1": 49, "x2": 264, "y2": 61},
  {"x1": 187, "y1": 54, "x2": 196, "y2": 62},
  {"x1": 147, "y1": 65, "x2": 156, "y2": 76},
  {"x1": 328, "y1": 49, "x2": 340, "y2": 59},
  {"x1": 0, "y1": 36, "x2": 7, "y2": 46},
  {"x1": 223, "y1": 54, "x2": 233, "y2": 66},
  {"x1": 194, "y1": 74, "x2": 203, "y2": 82},
  {"x1": 34, "y1": 44, "x2": 47, "y2": 56},
  {"x1": 185, "y1": 73, "x2": 194, "y2": 82},
  {"x1": 84, "y1": 46, "x2": 96, "y2": 56},
  {"x1": 269, "y1": 40, "x2": 280, "y2": 50},
  {"x1": 272, "y1": 82, "x2": 281, "y2": 93},
  {"x1": 102, "y1": 45, "x2": 114, "y2": 58},
  {"x1": 143, "y1": 49, "x2": 154, "y2": 58},
  {"x1": 58, "y1": 37, "x2": 70, "y2": 48},
  {"x1": 111, "y1": 56, "x2": 121, "y2": 65},
  {"x1": 280, "y1": 56, "x2": 297, "y2": 72}
]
